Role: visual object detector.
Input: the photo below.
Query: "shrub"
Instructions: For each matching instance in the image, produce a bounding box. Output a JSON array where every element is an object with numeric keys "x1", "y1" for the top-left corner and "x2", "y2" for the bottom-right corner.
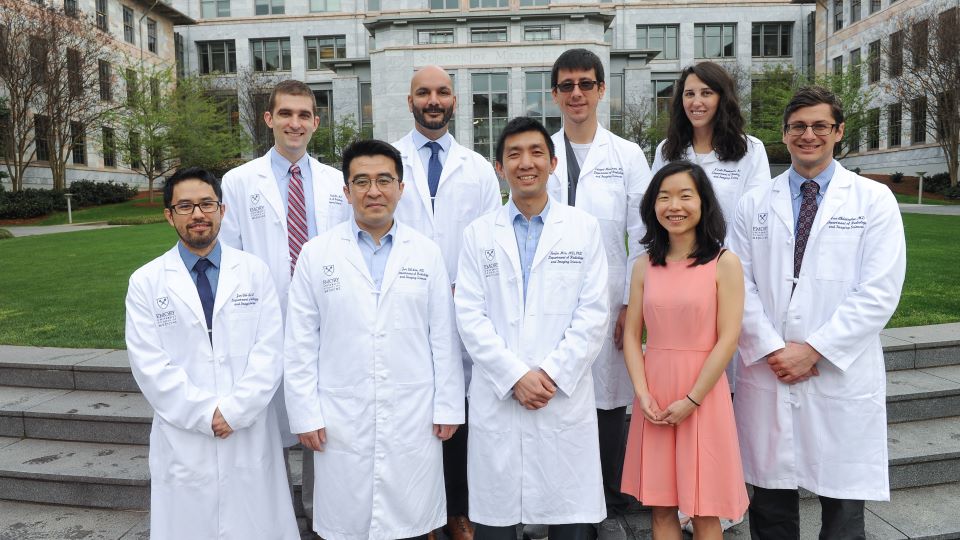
[
  {"x1": 941, "y1": 185, "x2": 960, "y2": 200},
  {"x1": 0, "y1": 188, "x2": 66, "y2": 219},
  {"x1": 0, "y1": 228, "x2": 13, "y2": 240},
  {"x1": 67, "y1": 180, "x2": 139, "y2": 207},
  {"x1": 107, "y1": 215, "x2": 167, "y2": 225},
  {"x1": 923, "y1": 172, "x2": 951, "y2": 194},
  {"x1": 889, "y1": 172, "x2": 904, "y2": 184}
]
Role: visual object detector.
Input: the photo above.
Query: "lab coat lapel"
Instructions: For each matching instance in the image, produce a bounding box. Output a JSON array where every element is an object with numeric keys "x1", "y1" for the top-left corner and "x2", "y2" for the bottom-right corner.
[
  {"x1": 398, "y1": 134, "x2": 435, "y2": 226},
  {"x1": 212, "y1": 248, "x2": 240, "y2": 319},
  {"x1": 550, "y1": 131, "x2": 570, "y2": 205},
  {"x1": 531, "y1": 203, "x2": 563, "y2": 270},
  {"x1": 379, "y1": 226, "x2": 411, "y2": 297},
  {"x1": 163, "y1": 247, "x2": 208, "y2": 331},
  {"x1": 255, "y1": 156, "x2": 286, "y2": 227},
  {"x1": 339, "y1": 225, "x2": 376, "y2": 287},
  {"x1": 493, "y1": 207, "x2": 522, "y2": 279},
  {"x1": 810, "y1": 166, "x2": 852, "y2": 239},
  {"x1": 770, "y1": 175, "x2": 794, "y2": 234},
  {"x1": 577, "y1": 126, "x2": 610, "y2": 179},
  {"x1": 438, "y1": 141, "x2": 467, "y2": 190}
]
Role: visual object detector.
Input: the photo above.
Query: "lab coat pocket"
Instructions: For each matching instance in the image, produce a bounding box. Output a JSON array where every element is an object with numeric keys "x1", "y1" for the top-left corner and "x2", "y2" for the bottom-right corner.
[
  {"x1": 543, "y1": 271, "x2": 579, "y2": 315},
  {"x1": 152, "y1": 417, "x2": 212, "y2": 486},
  {"x1": 317, "y1": 386, "x2": 369, "y2": 454},
  {"x1": 393, "y1": 288, "x2": 428, "y2": 329},
  {"x1": 587, "y1": 185, "x2": 623, "y2": 221},
  {"x1": 815, "y1": 236, "x2": 861, "y2": 282},
  {"x1": 391, "y1": 380, "x2": 435, "y2": 453},
  {"x1": 227, "y1": 312, "x2": 259, "y2": 357}
]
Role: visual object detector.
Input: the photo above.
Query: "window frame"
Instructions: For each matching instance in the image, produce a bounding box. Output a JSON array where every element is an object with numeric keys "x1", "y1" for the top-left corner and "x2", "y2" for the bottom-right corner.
[
  {"x1": 102, "y1": 127, "x2": 116, "y2": 168},
  {"x1": 147, "y1": 18, "x2": 157, "y2": 53},
  {"x1": 417, "y1": 28, "x2": 455, "y2": 45},
  {"x1": 98, "y1": 59, "x2": 112, "y2": 101},
  {"x1": 197, "y1": 40, "x2": 237, "y2": 74},
  {"x1": 751, "y1": 22, "x2": 792, "y2": 58},
  {"x1": 71, "y1": 121, "x2": 86, "y2": 165},
  {"x1": 471, "y1": 27, "x2": 508, "y2": 43},
  {"x1": 255, "y1": 0, "x2": 285, "y2": 15},
  {"x1": 694, "y1": 23, "x2": 736, "y2": 59},
  {"x1": 122, "y1": 6, "x2": 135, "y2": 44},
  {"x1": 96, "y1": 0, "x2": 108, "y2": 31},
  {"x1": 305, "y1": 35, "x2": 347, "y2": 70},
  {"x1": 250, "y1": 38, "x2": 291, "y2": 72},
  {"x1": 637, "y1": 24, "x2": 679, "y2": 60},
  {"x1": 523, "y1": 24, "x2": 561, "y2": 42}
]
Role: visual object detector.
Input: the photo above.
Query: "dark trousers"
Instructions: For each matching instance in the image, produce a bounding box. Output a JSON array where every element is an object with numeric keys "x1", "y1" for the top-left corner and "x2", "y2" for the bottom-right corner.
[
  {"x1": 475, "y1": 523, "x2": 597, "y2": 540},
  {"x1": 443, "y1": 398, "x2": 469, "y2": 516},
  {"x1": 597, "y1": 406, "x2": 632, "y2": 515},
  {"x1": 749, "y1": 486, "x2": 865, "y2": 540}
]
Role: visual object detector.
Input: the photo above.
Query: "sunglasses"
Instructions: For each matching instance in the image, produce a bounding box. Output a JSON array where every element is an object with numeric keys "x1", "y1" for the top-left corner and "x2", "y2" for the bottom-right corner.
[{"x1": 553, "y1": 80, "x2": 600, "y2": 93}]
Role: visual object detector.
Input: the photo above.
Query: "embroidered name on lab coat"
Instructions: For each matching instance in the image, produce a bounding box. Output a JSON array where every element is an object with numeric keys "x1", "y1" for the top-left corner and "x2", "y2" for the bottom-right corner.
[
  {"x1": 826, "y1": 216, "x2": 866, "y2": 231},
  {"x1": 482, "y1": 248, "x2": 499, "y2": 277},
  {"x1": 398, "y1": 266, "x2": 429, "y2": 281},
  {"x1": 328, "y1": 193, "x2": 345, "y2": 207},
  {"x1": 547, "y1": 250, "x2": 584, "y2": 265},
  {"x1": 232, "y1": 292, "x2": 260, "y2": 308},
  {"x1": 712, "y1": 168, "x2": 742, "y2": 182},
  {"x1": 594, "y1": 167, "x2": 624, "y2": 181}
]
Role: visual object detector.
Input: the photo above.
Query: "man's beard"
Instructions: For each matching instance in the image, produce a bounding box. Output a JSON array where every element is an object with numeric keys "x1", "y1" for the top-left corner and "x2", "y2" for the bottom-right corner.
[{"x1": 413, "y1": 106, "x2": 453, "y2": 130}]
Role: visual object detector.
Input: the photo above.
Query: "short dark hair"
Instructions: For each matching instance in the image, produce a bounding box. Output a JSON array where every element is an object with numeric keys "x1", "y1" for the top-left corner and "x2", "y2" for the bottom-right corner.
[
  {"x1": 550, "y1": 48, "x2": 605, "y2": 88},
  {"x1": 267, "y1": 79, "x2": 316, "y2": 115},
  {"x1": 495, "y1": 117, "x2": 555, "y2": 165},
  {"x1": 341, "y1": 139, "x2": 404, "y2": 185},
  {"x1": 662, "y1": 62, "x2": 747, "y2": 163},
  {"x1": 639, "y1": 160, "x2": 725, "y2": 267},
  {"x1": 782, "y1": 86, "x2": 845, "y2": 129},
  {"x1": 163, "y1": 167, "x2": 222, "y2": 208}
]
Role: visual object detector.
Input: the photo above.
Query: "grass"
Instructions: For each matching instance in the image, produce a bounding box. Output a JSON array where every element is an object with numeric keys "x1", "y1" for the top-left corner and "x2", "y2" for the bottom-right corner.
[
  {"x1": 894, "y1": 193, "x2": 960, "y2": 205},
  {"x1": 38, "y1": 196, "x2": 165, "y2": 225},
  {"x1": 0, "y1": 214, "x2": 955, "y2": 349}
]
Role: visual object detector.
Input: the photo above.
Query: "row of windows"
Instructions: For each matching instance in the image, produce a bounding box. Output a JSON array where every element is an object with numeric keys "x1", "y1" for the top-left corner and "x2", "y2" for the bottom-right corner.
[
  {"x1": 852, "y1": 98, "x2": 927, "y2": 154},
  {"x1": 29, "y1": 116, "x2": 100, "y2": 168},
  {"x1": 90, "y1": 0, "x2": 158, "y2": 54},
  {"x1": 833, "y1": 0, "x2": 896, "y2": 32},
  {"x1": 417, "y1": 24, "x2": 561, "y2": 45},
  {"x1": 198, "y1": 37, "x2": 348, "y2": 73},
  {"x1": 200, "y1": 0, "x2": 560, "y2": 17},
  {"x1": 636, "y1": 22, "x2": 794, "y2": 61}
]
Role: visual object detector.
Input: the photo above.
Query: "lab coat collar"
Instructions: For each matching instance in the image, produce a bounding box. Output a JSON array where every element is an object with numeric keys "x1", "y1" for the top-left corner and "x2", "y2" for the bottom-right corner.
[
  {"x1": 251, "y1": 154, "x2": 286, "y2": 228},
  {"x1": 338, "y1": 222, "x2": 376, "y2": 288},
  {"x1": 530, "y1": 197, "x2": 563, "y2": 270},
  {"x1": 493, "y1": 205, "x2": 523, "y2": 279},
  {"x1": 212, "y1": 246, "x2": 241, "y2": 319},
  {"x1": 162, "y1": 245, "x2": 210, "y2": 333},
  {"x1": 770, "y1": 173, "x2": 795, "y2": 234}
]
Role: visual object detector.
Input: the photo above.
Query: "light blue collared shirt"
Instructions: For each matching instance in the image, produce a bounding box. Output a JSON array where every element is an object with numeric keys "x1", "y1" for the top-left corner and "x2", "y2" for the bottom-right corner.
[
  {"x1": 412, "y1": 130, "x2": 452, "y2": 178},
  {"x1": 788, "y1": 160, "x2": 835, "y2": 231},
  {"x1": 178, "y1": 241, "x2": 221, "y2": 298},
  {"x1": 508, "y1": 199, "x2": 550, "y2": 302},
  {"x1": 351, "y1": 219, "x2": 397, "y2": 293},
  {"x1": 270, "y1": 148, "x2": 318, "y2": 238}
]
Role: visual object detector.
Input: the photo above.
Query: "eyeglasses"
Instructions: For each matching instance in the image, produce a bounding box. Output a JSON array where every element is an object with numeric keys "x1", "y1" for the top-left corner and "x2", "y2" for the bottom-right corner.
[
  {"x1": 554, "y1": 80, "x2": 600, "y2": 93},
  {"x1": 784, "y1": 123, "x2": 839, "y2": 136},
  {"x1": 168, "y1": 201, "x2": 222, "y2": 215},
  {"x1": 350, "y1": 175, "x2": 399, "y2": 192}
]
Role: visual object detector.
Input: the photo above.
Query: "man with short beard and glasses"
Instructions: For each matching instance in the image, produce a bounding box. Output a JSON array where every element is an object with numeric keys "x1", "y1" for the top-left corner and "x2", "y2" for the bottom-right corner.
[{"x1": 392, "y1": 65, "x2": 502, "y2": 540}]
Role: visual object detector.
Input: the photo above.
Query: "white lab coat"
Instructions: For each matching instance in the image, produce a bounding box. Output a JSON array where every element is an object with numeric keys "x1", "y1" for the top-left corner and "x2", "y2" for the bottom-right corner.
[
  {"x1": 220, "y1": 152, "x2": 351, "y2": 445},
  {"x1": 393, "y1": 131, "x2": 503, "y2": 388},
  {"x1": 284, "y1": 221, "x2": 465, "y2": 540},
  {"x1": 548, "y1": 126, "x2": 650, "y2": 409},
  {"x1": 651, "y1": 135, "x2": 771, "y2": 389},
  {"x1": 455, "y1": 200, "x2": 609, "y2": 526},
  {"x1": 125, "y1": 244, "x2": 298, "y2": 540},
  {"x1": 731, "y1": 164, "x2": 906, "y2": 501}
]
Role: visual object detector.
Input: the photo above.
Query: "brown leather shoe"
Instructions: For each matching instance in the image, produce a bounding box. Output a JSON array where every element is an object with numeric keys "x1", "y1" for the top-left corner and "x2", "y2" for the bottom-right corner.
[{"x1": 444, "y1": 515, "x2": 474, "y2": 540}]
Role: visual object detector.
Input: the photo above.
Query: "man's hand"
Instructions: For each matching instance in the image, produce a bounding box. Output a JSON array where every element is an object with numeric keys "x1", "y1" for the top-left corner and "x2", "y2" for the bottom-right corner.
[
  {"x1": 212, "y1": 407, "x2": 233, "y2": 439},
  {"x1": 513, "y1": 370, "x2": 556, "y2": 410},
  {"x1": 613, "y1": 305, "x2": 628, "y2": 350},
  {"x1": 768, "y1": 342, "x2": 822, "y2": 384},
  {"x1": 433, "y1": 424, "x2": 459, "y2": 441},
  {"x1": 298, "y1": 428, "x2": 327, "y2": 452}
]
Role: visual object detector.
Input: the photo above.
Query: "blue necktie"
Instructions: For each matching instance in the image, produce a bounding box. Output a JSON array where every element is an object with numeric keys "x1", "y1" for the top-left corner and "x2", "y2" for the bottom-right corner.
[
  {"x1": 194, "y1": 258, "x2": 214, "y2": 342},
  {"x1": 425, "y1": 141, "x2": 442, "y2": 208}
]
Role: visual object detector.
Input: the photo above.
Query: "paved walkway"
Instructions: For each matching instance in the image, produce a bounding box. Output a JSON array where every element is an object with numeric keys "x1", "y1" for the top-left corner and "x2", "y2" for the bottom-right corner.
[
  {"x1": 898, "y1": 203, "x2": 960, "y2": 215},
  {"x1": 1, "y1": 223, "x2": 124, "y2": 237}
]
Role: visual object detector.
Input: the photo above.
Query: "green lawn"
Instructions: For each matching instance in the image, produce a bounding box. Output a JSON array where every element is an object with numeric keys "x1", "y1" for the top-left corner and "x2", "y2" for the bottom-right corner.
[
  {"x1": 39, "y1": 197, "x2": 166, "y2": 225},
  {"x1": 0, "y1": 214, "x2": 956, "y2": 349},
  {"x1": 894, "y1": 193, "x2": 960, "y2": 205}
]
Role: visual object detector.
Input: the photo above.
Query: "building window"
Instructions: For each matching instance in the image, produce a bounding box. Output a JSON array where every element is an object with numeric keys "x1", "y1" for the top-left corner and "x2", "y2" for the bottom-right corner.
[
  {"x1": 67, "y1": 48, "x2": 82, "y2": 98},
  {"x1": 65, "y1": 0, "x2": 78, "y2": 16},
  {"x1": 912, "y1": 20, "x2": 928, "y2": 69},
  {"x1": 175, "y1": 32, "x2": 185, "y2": 78},
  {"x1": 524, "y1": 71, "x2": 561, "y2": 135},
  {"x1": 201, "y1": 0, "x2": 230, "y2": 18},
  {"x1": 125, "y1": 68, "x2": 138, "y2": 106},
  {"x1": 147, "y1": 18, "x2": 157, "y2": 53},
  {"x1": 832, "y1": 56, "x2": 843, "y2": 76},
  {"x1": 469, "y1": 0, "x2": 508, "y2": 8},
  {"x1": 129, "y1": 131, "x2": 141, "y2": 169},
  {"x1": 255, "y1": 0, "x2": 284, "y2": 15},
  {"x1": 122, "y1": 6, "x2": 135, "y2": 43},
  {"x1": 867, "y1": 40, "x2": 880, "y2": 83},
  {"x1": 471, "y1": 27, "x2": 508, "y2": 43},
  {"x1": 430, "y1": 0, "x2": 457, "y2": 8},
  {"x1": 251, "y1": 38, "x2": 291, "y2": 72},
  {"x1": 471, "y1": 73, "x2": 508, "y2": 160},
  {"x1": 96, "y1": 0, "x2": 108, "y2": 31},
  {"x1": 694, "y1": 24, "x2": 736, "y2": 58},
  {"x1": 150, "y1": 77, "x2": 160, "y2": 107},
  {"x1": 309, "y1": 0, "x2": 340, "y2": 11},
  {"x1": 198, "y1": 41, "x2": 237, "y2": 74},
  {"x1": 850, "y1": 0, "x2": 861, "y2": 23},
  {"x1": 866, "y1": 108, "x2": 880, "y2": 150},
  {"x1": 306, "y1": 36, "x2": 346, "y2": 70},
  {"x1": 34, "y1": 115, "x2": 50, "y2": 162},
  {"x1": 889, "y1": 31, "x2": 902, "y2": 77},
  {"x1": 911, "y1": 97, "x2": 927, "y2": 144},
  {"x1": 869, "y1": 0, "x2": 880, "y2": 14},
  {"x1": 834, "y1": 0, "x2": 843, "y2": 31},
  {"x1": 524, "y1": 25, "x2": 560, "y2": 41},
  {"x1": 519, "y1": 0, "x2": 549, "y2": 5},
  {"x1": 752, "y1": 22, "x2": 792, "y2": 57},
  {"x1": 307, "y1": 89, "x2": 334, "y2": 160},
  {"x1": 368, "y1": 0, "x2": 379, "y2": 10},
  {"x1": 887, "y1": 103, "x2": 902, "y2": 147},
  {"x1": 848, "y1": 124, "x2": 861, "y2": 153},
  {"x1": 637, "y1": 25, "x2": 679, "y2": 60},
  {"x1": 102, "y1": 127, "x2": 116, "y2": 167},
  {"x1": 98, "y1": 59, "x2": 112, "y2": 101},
  {"x1": 418, "y1": 29, "x2": 454, "y2": 44},
  {"x1": 609, "y1": 73, "x2": 624, "y2": 136},
  {"x1": 359, "y1": 81, "x2": 373, "y2": 138},
  {"x1": 653, "y1": 78, "x2": 674, "y2": 116},
  {"x1": 71, "y1": 122, "x2": 86, "y2": 165}
]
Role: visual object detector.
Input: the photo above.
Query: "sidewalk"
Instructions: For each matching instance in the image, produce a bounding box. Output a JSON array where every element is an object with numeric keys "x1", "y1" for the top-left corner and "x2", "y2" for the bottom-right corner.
[
  {"x1": 2, "y1": 223, "x2": 124, "y2": 237},
  {"x1": 898, "y1": 203, "x2": 960, "y2": 215}
]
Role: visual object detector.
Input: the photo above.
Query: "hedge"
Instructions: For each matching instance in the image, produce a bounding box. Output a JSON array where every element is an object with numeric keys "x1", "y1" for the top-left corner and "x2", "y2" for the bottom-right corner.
[{"x1": 0, "y1": 180, "x2": 138, "y2": 219}]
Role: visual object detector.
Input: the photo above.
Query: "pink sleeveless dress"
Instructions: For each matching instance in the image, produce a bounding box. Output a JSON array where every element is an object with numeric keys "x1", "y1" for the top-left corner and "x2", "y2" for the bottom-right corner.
[{"x1": 620, "y1": 256, "x2": 748, "y2": 519}]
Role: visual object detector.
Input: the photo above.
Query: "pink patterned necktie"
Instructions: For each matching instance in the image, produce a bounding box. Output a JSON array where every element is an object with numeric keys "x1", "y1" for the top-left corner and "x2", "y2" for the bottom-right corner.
[
  {"x1": 287, "y1": 164, "x2": 308, "y2": 275},
  {"x1": 793, "y1": 180, "x2": 820, "y2": 279}
]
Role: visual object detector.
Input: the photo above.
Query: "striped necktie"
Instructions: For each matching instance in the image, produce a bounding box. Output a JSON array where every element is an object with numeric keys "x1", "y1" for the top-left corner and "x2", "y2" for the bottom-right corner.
[{"x1": 287, "y1": 164, "x2": 308, "y2": 275}]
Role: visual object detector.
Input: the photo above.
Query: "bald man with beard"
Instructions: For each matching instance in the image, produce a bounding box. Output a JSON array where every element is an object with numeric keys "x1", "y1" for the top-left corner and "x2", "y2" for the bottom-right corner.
[{"x1": 393, "y1": 66, "x2": 503, "y2": 540}]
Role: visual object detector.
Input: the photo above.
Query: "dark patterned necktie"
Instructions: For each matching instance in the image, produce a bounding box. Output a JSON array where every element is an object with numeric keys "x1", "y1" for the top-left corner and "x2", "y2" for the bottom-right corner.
[{"x1": 794, "y1": 180, "x2": 820, "y2": 279}]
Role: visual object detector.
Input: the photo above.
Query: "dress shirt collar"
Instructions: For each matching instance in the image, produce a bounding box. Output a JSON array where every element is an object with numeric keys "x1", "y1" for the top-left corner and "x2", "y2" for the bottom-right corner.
[
  {"x1": 508, "y1": 198, "x2": 551, "y2": 224},
  {"x1": 412, "y1": 130, "x2": 452, "y2": 154},
  {"x1": 270, "y1": 147, "x2": 311, "y2": 177},
  {"x1": 788, "y1": 159, "x2": 836, "y2": 197},
  {"x1": 351, "y1": 218, "x2": 398, "y2": 248},
  {"x1": 177, "y1": 240, "x2": 221, "y2": 272}
]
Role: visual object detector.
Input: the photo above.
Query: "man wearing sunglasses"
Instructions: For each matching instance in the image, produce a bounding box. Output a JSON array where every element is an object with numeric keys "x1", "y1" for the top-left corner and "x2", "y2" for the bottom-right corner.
[
  {"x1": 547, "y1": 48, "x2": 651, "y2": 540},
  {"x1": 126, "y1": 167, "x2": 298, "y2": 539},
  {"x1": 284, "y1": 140, "x2": 465, "y2": 540}
]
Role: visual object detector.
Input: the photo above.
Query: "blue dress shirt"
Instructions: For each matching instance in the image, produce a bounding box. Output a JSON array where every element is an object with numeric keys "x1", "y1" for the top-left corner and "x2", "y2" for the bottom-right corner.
[
  {"x1": 270, "y1": 148, "x2": 318, "y2": 238},
  {"x1": 508, "y1": 199, "x2": 549, "y2": 302},
  {"x1": 178, "y1": 241, "x2": 221, "y2": 298},
  {"x1": 412, "y1": 130, "x2": 452, "y2": 177},
  {"x1": 788, "y1": 160, "x2": 835, "y2": 231},
  {"x1": 351, "y1": 219, "x2": 397, "y2": 294}
]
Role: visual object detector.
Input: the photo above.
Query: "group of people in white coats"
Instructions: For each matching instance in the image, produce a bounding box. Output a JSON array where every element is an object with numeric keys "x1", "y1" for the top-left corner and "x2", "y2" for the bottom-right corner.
[{"x1": 123, "y1": 46, "x2": 907, "y2": 540}]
